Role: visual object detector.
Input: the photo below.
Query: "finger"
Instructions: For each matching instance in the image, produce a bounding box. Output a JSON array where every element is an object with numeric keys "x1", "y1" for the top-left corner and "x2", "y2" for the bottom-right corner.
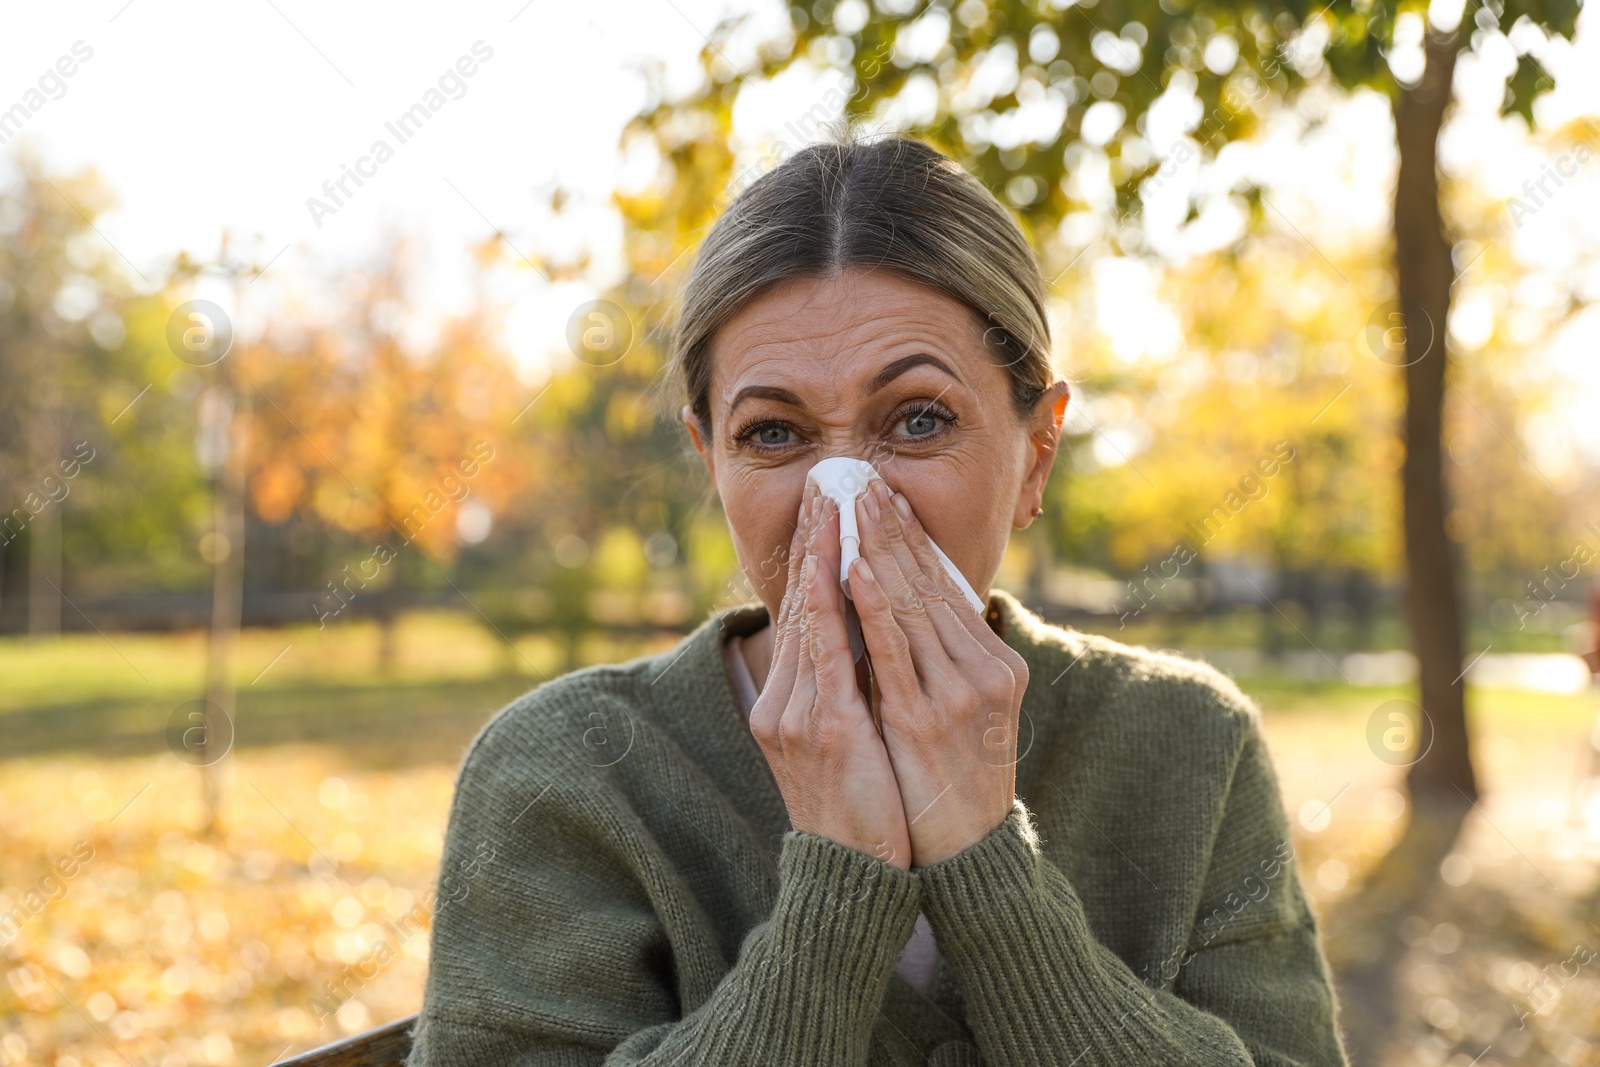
[
  {"x1": 766, "y1": 485, "x2": 820, "y2": 699},
  {"x1": 771, "y1": 551, "x2": 820, "y2": 793},
  {"x1": 809, "y1": 491, "x2": 843, "y2": 606},
  {"x1": 878, "y1": 482, "x2": 997, "y2": 669},
  {"x1": 887, "y1": 486, "x2": 1028, "y2": 687},
  {"x1": 845, "y1": 552, "x2": 921, "y2": 713},
  {"x1": 775, "y1": 483, "x2": 818, "y2": 635},
  {"x1": 855, "y1": 480, "x2": 956, "y2": 688},
  {"x1": 804, "y1": 493, "x2": 842, "y2": 620},
  {"x1": 803, "y1": 518, "x2": 869, "y2": 721},
  {"x1": 769, "y1": 499, "x2": 806, "y2": 656},
  {"x1": 786, "y1": 551, "x2": 821, "y2": 720},
  {"x1": 813, "y1": 490, "x2": 867, "y2": 670},
  {"x1": 864, "y1": 483, "x2": 985, "y2": 668},
  {"x1": 812, "y1": 505, "x2": 864, "y2": 697}
]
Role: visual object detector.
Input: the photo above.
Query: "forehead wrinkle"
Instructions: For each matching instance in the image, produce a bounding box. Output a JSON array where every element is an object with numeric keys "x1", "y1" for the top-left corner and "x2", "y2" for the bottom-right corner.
[
  {"x1": 721, "y1": 307, "x2": 869, "y2": 363},
  {"x1": 718, "y1": 316, "x2": 977, "y2": 394},
  {"x1": 715, "y1": 362, "x2": 847, "y2": 428},
  {"x1": 721, "y1": 271, "x2": 977, "y2": 357},
  {"x1": 707, "y1": 273, "x2": 997, "y2": 425}
]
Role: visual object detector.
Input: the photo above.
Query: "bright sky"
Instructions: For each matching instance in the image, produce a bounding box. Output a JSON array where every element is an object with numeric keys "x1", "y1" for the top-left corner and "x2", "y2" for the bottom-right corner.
[
  {"x1": 3, "y1": 0, "x2": 1597, "y2": 467},
  {"x1": 0, "y1": 0, "x2": 737, "y2": 365}
]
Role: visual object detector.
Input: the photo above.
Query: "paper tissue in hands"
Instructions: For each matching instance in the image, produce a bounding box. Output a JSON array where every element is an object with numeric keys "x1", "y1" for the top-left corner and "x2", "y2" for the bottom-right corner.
[{"x1": 802, "y1": 456, "x2": 986, "y2": 622}]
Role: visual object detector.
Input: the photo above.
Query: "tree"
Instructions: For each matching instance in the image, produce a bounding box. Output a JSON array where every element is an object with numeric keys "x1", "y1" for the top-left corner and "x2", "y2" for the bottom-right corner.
[
  {"x1": 481, "y1": 282, "x2": 733, "y2": 670},
  {"x1": 241, "y1": 235, "x2": 529, "y2": 669},
  {"x1": 0, "y1": 148, "x2": 139, "y2": 634},
  {"x1": 1064, "y1": 235, "x2": 1406, "y2": 653}
]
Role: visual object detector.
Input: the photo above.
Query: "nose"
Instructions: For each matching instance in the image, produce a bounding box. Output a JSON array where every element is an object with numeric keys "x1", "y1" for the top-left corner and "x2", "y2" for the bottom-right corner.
[{"x1": 805, "y1": 455, "x2": 883, "y2": 506}]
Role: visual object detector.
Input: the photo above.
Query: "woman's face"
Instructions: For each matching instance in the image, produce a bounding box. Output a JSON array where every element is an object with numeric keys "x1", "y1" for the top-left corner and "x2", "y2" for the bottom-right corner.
[{"x1": 684, "y1": 267, "x2": 1070, "y2": 620}]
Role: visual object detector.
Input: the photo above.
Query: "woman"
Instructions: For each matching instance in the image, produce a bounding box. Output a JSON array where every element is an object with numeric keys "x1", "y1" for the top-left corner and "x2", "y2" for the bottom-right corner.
[{"x1": 407, "y1": 137, "x2": 1347, "y2": 1066}]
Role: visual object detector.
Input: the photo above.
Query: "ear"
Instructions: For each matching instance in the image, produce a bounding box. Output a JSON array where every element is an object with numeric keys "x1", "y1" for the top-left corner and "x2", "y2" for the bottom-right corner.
[
  {"x1": 683, "y1": 404, "x2": 715, "y2": 481},
  {"x1": 1012, "y1": 379, "x2": 1071, "y2": 529}
]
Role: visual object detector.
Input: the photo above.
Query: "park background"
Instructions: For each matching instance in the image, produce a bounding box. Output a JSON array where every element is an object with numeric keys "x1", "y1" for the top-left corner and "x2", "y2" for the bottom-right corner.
[{"x1": 3, "y1": 0, "x2": 1600, "y2": 1064}]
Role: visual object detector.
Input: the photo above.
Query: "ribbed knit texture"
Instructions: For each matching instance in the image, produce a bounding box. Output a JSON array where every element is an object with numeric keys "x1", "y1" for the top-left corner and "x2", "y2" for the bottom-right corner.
[
  {"x1": 724, "y1": 630, "x2": 945, "y2": 999},
  {"x1": 406, "y1": 588, "x2": 1347, "y2": 1066}
]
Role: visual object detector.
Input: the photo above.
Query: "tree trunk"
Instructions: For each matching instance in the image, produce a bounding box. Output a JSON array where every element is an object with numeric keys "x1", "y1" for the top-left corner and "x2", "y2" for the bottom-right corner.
[
  {"x1": 200, "y1": 369, "x2": 248, "y2": 840},
  {"x1": 375, "y1": 528, "x2": 407, "y2": 674},
  {"x1": 377, "y1": 610, "x2": 399, "y2": 673},
  {"x1": 1326, "y1": 29, "x2": 1479, "y2": 1066},
  {"x1": 25, "y1": 493, "x2": 62, "y2": 637},
  {"x1": 26, "y1": 367, "x2": 61, "y2": 638},
  {"x1": 1393, "y1": 27, "x2": 1477, "y2": 814}
]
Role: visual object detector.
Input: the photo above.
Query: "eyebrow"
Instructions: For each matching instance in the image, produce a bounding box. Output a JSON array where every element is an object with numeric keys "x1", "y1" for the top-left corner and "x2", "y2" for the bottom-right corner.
[
  {"x1": 869, "y1": 353, "x2": 963, "y2": 394},
  {"x1": 727, "y1": 384, "x2": 802, "y2": 414},
  {"x1": 727, "y1": 353, "x2": 963, "y2": 417}
]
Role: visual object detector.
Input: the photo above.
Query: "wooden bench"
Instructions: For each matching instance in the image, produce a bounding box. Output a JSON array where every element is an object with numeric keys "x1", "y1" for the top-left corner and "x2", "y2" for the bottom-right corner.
[{"x1": 275, "y1": 1014, "x2": 417, "y2": 1067}]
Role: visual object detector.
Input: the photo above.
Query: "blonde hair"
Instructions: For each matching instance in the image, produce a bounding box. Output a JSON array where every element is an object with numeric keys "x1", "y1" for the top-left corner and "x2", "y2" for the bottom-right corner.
[{"x1": 670, "y1": 136, "x2": 1054, "y2": 439}]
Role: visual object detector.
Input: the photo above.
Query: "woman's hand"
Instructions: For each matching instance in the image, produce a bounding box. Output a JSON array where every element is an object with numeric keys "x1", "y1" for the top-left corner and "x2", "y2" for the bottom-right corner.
[
  {"x1": 747, "y1": 483, "x2": 914, "y2": 871},
  {"x1": 847, "y1": 477, "x2": 1031, "y2": 868}
]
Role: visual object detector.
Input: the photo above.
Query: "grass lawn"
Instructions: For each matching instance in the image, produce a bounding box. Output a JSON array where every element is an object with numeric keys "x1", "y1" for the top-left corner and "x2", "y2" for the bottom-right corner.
[
  {"x1": 2, "y1": 615, "x2": 1597, "y2": 1066},
  {"x1": 0, "y1": 612, "x2": 688, "y2": 764}
]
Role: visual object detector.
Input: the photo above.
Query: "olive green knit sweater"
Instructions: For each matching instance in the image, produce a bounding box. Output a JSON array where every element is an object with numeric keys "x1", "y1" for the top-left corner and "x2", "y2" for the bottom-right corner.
[{"x1": 406, "y1": 588, "x2": 1347, "y2": 1066}]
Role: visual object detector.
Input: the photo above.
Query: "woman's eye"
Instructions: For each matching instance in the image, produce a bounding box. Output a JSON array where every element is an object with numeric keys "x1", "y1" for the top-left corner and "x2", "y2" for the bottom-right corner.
[
  {"x1": 732, "y1": 420, "x2": 799, "y2": 451},
  {"x1": 890, "y1": 404, "x2": 956, "y2": 438}
]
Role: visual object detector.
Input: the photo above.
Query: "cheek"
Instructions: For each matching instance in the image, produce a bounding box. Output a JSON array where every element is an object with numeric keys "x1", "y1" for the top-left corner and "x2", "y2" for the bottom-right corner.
[
  {"x1": 893, "y1": 457, "x2": 1016, "y2": 584},
  {"x1": 897, "y1": 458, "x2": 1006, "y2": 544},
  {"x1": 722, "y1": 469, "x2": 803, "y2": 601}
]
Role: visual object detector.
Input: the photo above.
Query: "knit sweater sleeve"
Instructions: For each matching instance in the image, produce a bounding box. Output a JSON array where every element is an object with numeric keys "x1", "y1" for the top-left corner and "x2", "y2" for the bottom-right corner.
[
  {"x1": 915, "y1": 692, "x2": 1347, "y2": 1067},
  {"x1": 405, "y1": 688, "x2": 923, "y2": 1067}
]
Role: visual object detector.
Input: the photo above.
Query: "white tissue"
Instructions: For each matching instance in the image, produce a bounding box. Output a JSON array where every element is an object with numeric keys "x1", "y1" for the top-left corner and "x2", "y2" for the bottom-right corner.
[{"x1": 803, "y1": 457, "x2": 985, "y2": 614}]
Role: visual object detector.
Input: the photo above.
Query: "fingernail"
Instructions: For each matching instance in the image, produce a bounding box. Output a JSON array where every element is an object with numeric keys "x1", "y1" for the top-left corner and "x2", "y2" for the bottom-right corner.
[
  {"x1": 863, "y1": 485, "x2": 880, "y2": 522},
  {"x1": 802, "y1": 553, "x2": 816, "y2": 584},
  {"x1": 891, "y1": 491, "x2": 913, "y2": 523}
]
